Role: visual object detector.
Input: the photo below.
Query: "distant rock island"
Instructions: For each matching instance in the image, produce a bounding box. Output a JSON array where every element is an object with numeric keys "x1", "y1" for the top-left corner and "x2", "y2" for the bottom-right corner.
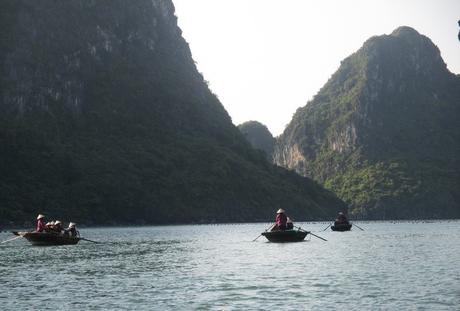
[
  {"x1": 237, "y1": 121, "x2": 275, "y2": 160},
  {"x1": 0, "y1": 0, "x2": 346, "y2": 226},
  {"x1": 274, "y1": 26, "x2": 460, "y2": 219}
]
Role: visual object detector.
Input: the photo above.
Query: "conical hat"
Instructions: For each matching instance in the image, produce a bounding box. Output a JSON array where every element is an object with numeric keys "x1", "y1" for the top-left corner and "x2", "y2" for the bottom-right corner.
[
  {"x1": 276, "y1": 209, "x2": 285, "y2": 214},
  {"x1": 37, "y1": 214, "x2": 45, "y2": 220},
  {"x1": 68, "y1": 222, "x2": 76, "y2": 228},
  {"x1": 55, "y1": 220, "x2": 62, "y2": 225}
]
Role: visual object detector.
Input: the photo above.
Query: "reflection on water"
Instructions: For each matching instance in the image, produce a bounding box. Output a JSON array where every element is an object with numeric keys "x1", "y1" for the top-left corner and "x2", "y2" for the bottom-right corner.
[{"x1": 1, "y1": 221, "x2": 460, "y2": 310}]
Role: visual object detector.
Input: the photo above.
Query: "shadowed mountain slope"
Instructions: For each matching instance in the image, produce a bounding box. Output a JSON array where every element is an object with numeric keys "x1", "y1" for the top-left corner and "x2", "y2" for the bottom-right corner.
[{"x1": 0, "y1": 0, "x2": 346, "y2": 226}]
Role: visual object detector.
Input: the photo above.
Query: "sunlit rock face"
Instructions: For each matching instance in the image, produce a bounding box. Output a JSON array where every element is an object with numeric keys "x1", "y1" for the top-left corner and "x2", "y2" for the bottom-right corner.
[
  {"x1": 274, "y1": 26, "x2": 460, "y2": 219},
  {"x1": 0, "y1": 0, "x2": 347, "y2": 225},
  {"x1": 1, "y1": 0, "x2": 191, "y2": 118}
]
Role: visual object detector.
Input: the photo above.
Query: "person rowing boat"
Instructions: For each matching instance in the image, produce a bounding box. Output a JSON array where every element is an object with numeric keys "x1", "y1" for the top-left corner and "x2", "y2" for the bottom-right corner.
[
  {"x1": 271, "y1": 209, "x2": 297, "y2": 231},
  {"x1": 36, "y1": 214, "x2": 46, "y2": 232},
  {"x1": 64, "y1": 222, "x2": 80, "y2": 237}
]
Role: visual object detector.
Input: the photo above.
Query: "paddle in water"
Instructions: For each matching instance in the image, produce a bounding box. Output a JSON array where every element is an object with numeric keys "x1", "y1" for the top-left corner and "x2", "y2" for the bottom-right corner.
[
  {"x1": 295, "y1": 226, "x2": 327, "y2": 241},
  {"x1": 322, "y1": 223, "x2": 332, "y2": 231},
  {"x1": 253, "y1": 223, "x2": 275, "y2": 242},
  {"x1": 80, "y1": 237, "x2": 101, "y2": 244},
  {"x1": 0, "y1": 235, "x2": 22, "y2": 244},
  {"x1": 352, "y1": 223, "x2": 365, "y2": 231}
]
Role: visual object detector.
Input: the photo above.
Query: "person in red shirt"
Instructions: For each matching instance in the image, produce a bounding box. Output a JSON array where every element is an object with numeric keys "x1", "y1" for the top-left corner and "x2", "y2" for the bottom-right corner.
[
  {"x1": 36, "y1": 214, "x2": 46, "y2": 232},
  {"x1": 272, "y1": 209, "x2": 288, "y2": 231}
]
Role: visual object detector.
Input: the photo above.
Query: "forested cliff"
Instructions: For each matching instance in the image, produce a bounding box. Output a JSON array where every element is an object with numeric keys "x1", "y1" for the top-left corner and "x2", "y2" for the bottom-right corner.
[
  {"x1": 0, "y1": 0, "x2": 346, "y2": 226},
  {"x1": 274, "y1": 27, "x2": 460, "y2": 219},
  {"x1": 237, "y1": 121, "x2": 275, "y2": 160}
]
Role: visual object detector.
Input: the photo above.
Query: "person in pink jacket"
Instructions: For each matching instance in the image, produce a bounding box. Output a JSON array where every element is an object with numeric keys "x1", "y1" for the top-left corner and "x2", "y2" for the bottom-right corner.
[
  {"x1": 272, "y1": 209, "x2": 288, "y2": 231},
  {"x1": 36, "y1": 214, "x2": 46, "y2": 232}
]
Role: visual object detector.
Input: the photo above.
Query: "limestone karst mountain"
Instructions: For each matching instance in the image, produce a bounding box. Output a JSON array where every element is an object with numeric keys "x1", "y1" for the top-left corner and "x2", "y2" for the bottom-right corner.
[
  {"x1": 0, "y1": 0, "x2": 346, "y2": 225},
  {"x1": 274, "y1": 27, "x2": 460, "y2": 219}
]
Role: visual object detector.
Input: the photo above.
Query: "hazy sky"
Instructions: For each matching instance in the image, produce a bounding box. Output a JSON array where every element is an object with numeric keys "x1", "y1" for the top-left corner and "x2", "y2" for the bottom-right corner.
[{"x1": 173, "y1": 0, "x2": 460, "y2": 136}]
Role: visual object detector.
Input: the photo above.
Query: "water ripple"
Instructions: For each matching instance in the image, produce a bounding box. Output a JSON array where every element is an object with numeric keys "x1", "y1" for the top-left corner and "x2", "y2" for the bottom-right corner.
[{"x1": 1, "y1": 221, "x2": 460, "y2": 310}]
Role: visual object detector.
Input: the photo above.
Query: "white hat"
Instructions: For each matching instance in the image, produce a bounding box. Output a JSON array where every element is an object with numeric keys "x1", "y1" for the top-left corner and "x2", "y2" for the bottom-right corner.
[
  {"x1": 50, "y1": 221, "x2": 55, "y2": 225},
  {"x1": 338, "y1": 212, "x2": 344, "y2": 215},
  {"x1": 276, "y1": 209, "x2": 285, "y2": 214},
  {"x1": 46, "y1": 222, "x2": 52, "y2": 226},
  {"x1": 287, "y1": 217, "x2": 292, "y2": 223},
  {"x1": 37, "y1": 214, "x2": 45, "y2": 220},
  {"x1": 68, "y1": 222, "x2": 76, "y2": 228},
  {"x1": 55, "y1": 220, "x2": 62, "y2": 225}
]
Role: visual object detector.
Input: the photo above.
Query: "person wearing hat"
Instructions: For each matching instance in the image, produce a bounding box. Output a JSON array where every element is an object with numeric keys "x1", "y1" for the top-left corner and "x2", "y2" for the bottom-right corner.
[
  {"x1": 272, "y1": 209, "x2": 288, "y2": 231},
  {"x1": 54, "y1": 220, "x2": 63, "y2": 234},
  {"x1": 286, "y1": 217, "x2": 294, "y2": 230},
  {"x1": 65, "y1": 222, "x2": 79, "y2": 237},
  {"x1": 36, "y1": 214, "x2": 46, "y2": 232},
  {"x1": 335, "y1": 212, "x2": 349, "y2": 225},
  {"x1": 44, "y1": 220, "x2": 55, "y2": 232}
]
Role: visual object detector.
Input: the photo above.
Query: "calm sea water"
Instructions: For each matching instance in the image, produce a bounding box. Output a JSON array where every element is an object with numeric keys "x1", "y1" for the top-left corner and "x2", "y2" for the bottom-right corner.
[{"x1": 1, "y1": 221, "x2": 459, "y2": 310}]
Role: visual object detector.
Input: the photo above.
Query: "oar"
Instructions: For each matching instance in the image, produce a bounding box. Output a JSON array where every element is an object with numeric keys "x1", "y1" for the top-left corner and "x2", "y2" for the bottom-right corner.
[
  {"x1": 309, "y1": 232, "x2": 328, "y2": 241},
  {"x1": 322, "y1": 223, "x2": 332, "y2": 231},
  {"x1": 80, "y1": 237, "x2": 101, "y2": 244},
  {"x1": 352, "y1": 223, "x2": 364, "y2": 231},
  {"x1": 1, "y1": 235, "x2": 22, "y2": 244},
  {"x1": 253, "y1": 223, "x2": 275, "y2": 242},
  {"x1": 295, "y1": 226, "x2": 327, "y2": 241}
]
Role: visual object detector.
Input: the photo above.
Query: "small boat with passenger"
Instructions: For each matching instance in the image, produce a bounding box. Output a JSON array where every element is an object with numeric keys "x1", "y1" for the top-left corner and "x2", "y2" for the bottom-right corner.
[
  {"x1": 13, "y1": 231, "x2": 80, "y2": 246},
  {"x1": 255, "y1": 209, "x2": 327, "y2": 243},
  {"x1": 261, "y1": 229, "x2": 309, "y2": 242},
  {"x1": 330, "y1": 212, "x2": 353, "y2": 231},
  {"x1": 331, "y1": 223, "x2": 352, "y2": 231}
]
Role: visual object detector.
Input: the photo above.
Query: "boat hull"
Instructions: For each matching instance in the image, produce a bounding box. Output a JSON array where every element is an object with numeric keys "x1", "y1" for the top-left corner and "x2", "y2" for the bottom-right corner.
[
  {"x1": 14, "y1": 232, "x2": 80, "y2": 246},
  {"x1": 261, "y1": 230, "x2": 308, "y2": 242},
  {"x1": 331, "y1": 223, "x2": 352, "y2": 231}
]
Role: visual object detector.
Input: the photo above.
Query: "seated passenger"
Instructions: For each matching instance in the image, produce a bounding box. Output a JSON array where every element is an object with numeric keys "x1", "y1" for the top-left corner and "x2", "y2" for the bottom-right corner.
[
  {"x1": 286, "y1": 217, "x2": 294, "y2": 230},
  {"x1": 36, "y1": 214, "x2": 46, "y2": 232},
  {"x1": 272, "y1": 209, "x2": 287, "y2": 231},
  {"x1": 53, "y1": 220, "x2": 63, "y2": 234},
  {"x1": 65, "y1": 222, "x2": 79, "y2": 237},
  {"x1": 334, "y1": 212, "x2": 349, "y2": 225},
  {"x1": 44, "y1": 221, "x2": 55, "y2": 232}
]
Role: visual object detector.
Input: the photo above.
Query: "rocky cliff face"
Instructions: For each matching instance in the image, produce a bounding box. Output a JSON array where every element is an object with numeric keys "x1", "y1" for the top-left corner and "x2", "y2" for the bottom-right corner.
[
  {"x1": 0, "y1": 0, "x2": 346, "y2": 225},
  {"x1": 237, "y1": 121, "x2": 275, "y2": 160},
  {"x1": 274, "y1": 27, "x2": 460, "y2": 219}
]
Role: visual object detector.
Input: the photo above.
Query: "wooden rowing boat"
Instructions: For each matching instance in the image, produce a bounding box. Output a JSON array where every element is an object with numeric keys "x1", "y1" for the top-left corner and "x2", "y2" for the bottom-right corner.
[
  {"x1": 261, "y1": 229, "x2": 309, "y2": 242},
  {"x1": 331, "y1": 223, "x2": 352, "y2": 231},
  {"x1": 13, "y1": 231, "x2": 80, "y2": 246}
]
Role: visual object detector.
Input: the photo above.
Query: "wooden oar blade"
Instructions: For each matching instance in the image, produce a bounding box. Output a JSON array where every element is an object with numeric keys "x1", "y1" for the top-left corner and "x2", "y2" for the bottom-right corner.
[
  {"x1": 80, "y1": 237, "x2": 100, "y2": 244},
  {"x1": 309, "y1": 232, "x2": 328, "y2": 241},
  {"x1": 1, "y1": 235, "x2": 22, "y2": 244},
  {"x1": 322, "y1": 223, "x2": 332, "y2": 231},
  {"x1": 352, "y1": 223, "x2": 365, "y2": 231}
]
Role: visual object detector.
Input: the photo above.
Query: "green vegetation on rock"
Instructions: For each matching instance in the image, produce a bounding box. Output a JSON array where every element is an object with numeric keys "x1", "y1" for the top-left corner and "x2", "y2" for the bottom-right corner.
[
  {"x1": 0, "y1": 0, "x2": 346, "y2": 227},
  {"x1": 237, "y1": 121, "x2": 275, "y2": 160},
  {"x1": 275, "y1": 26, "x2": 460, "y2": 219}
]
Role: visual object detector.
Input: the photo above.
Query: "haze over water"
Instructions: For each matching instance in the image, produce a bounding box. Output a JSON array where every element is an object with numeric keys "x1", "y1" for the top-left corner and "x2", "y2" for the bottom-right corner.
[{"x1": 1, "y1": 221, "x2": 459, "y2": 310}]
